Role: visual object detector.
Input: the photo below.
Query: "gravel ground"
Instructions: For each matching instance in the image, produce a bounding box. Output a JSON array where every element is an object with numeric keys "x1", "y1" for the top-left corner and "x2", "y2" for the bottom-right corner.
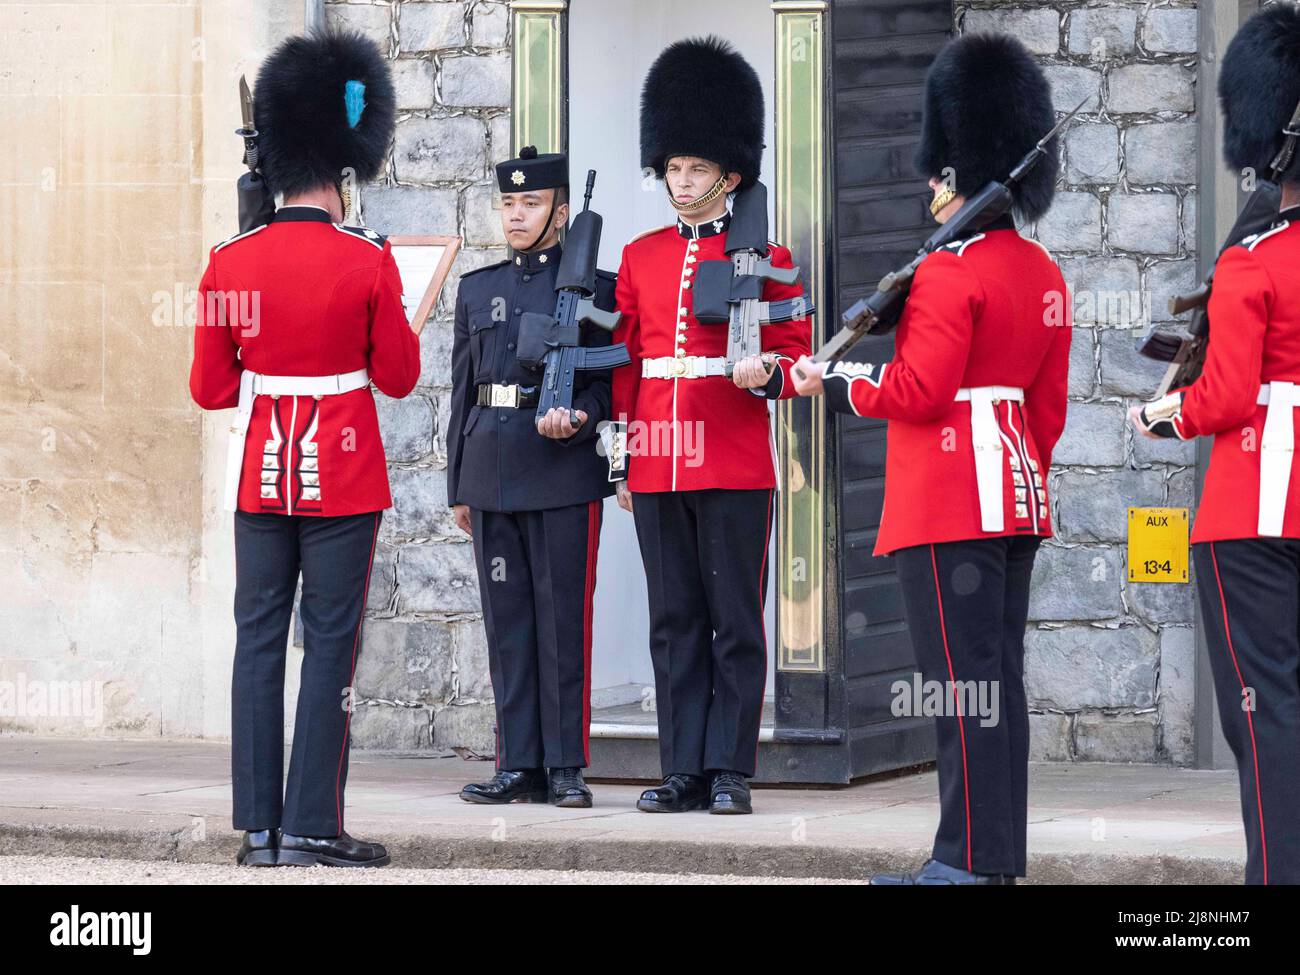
[{"x1": 0, "y1": 855, "x2": 862, "y2": 885}]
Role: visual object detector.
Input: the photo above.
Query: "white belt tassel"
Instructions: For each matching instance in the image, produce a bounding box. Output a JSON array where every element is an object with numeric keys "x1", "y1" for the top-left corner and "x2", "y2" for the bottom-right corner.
[
  {"x1": 1257, "y1": 380, "x2": 1295, "y2": 537},
  {"x1": 955, "y1": 385, "x2": 1025, "y2": 533},
  {"x1": 223, "y1": 368, "x2": 370, "y2": 512}
]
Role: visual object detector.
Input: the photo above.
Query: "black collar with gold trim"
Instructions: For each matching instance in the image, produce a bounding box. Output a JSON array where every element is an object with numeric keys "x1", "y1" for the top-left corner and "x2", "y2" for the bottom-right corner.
[
  {"x1": 676, "y1": 209, "x2": 732, "y2": 240},
  {"x1": 511, "y1": 241, "x2": 563, "y2": 272},
  {"x1": 274, "y1": 205, "x2": 334, "y2": 224}
]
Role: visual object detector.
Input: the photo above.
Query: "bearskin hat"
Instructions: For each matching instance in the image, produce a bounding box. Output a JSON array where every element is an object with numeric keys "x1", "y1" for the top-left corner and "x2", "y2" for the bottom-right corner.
[
  {"x1": 640, "y1": 35, "x2": 765, "y2": 190},
  {"x1": 914, "y1": 32, "x2": 1059, "y2": 222},
  {"x1": 1220, "y1": 2, "x2": 1300, "y2": 183},
  {"x1": 253, "y1": 30, "x2": 396, "y2": 198}
]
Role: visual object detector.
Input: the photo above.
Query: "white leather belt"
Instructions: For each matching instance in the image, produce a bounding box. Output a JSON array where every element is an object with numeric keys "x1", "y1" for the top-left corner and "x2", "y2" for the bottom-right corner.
[
  {"x1": 1257, "y1": 380, "x2": 1297, "y2": 536},
  {"x1": 956, "y1": 385, "x2": 1025, "y2": 533},
  {"x1": 642, "y1": 355, "x2": 729, "y2": 379},
  {"x1": 224, "y1": 368, "x2": 370, "y2": 512}
]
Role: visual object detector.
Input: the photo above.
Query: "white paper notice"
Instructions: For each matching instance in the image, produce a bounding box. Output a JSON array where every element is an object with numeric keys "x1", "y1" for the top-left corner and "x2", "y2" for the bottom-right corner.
[{"x1": 389, "y1": 244, "x2": 448, "y2": 323}]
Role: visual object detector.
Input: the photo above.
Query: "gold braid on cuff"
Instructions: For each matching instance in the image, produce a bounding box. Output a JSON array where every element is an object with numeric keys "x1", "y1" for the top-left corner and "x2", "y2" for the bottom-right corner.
[{"x1": 1144, "y1": 392, "x2": 1183, "y2": 421}]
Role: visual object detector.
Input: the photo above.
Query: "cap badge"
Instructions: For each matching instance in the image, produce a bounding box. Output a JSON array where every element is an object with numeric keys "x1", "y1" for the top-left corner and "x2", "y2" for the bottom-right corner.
[{"x1": 511, "y1": 170, "x2": 525, "y2": 186}]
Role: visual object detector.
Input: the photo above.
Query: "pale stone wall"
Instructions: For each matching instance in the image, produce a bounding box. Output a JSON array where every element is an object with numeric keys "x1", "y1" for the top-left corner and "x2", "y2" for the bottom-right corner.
[{"x1": 0, "y1": 0, "x2": 300, "y2": 737}]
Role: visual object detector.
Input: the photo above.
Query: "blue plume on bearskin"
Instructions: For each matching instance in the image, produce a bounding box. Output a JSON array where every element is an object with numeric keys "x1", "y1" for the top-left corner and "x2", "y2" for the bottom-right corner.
[{"x1": 254, "y1": 30, "x2": 395, "y2": 198}]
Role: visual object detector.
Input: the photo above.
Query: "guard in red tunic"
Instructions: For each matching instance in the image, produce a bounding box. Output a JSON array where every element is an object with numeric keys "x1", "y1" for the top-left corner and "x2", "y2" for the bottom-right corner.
[
  {"x1": 1132, "y1": 4, "x2": 1300, "y2": 885},
  {"x1": 189, "y1": 31, "x2": 419, "y2": 868},
  {"x1": 795, "y1": 33, "x2": 1069, "y2": 883},
  {"x1": 608, "y1": 37, "x2": 812, "y2": 814}
]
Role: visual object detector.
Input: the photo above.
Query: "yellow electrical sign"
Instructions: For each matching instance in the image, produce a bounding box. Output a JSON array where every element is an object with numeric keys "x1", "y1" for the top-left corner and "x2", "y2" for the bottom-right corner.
[{"x1": 1128, "y1": 507, "x2": 1189, "y2": 583}]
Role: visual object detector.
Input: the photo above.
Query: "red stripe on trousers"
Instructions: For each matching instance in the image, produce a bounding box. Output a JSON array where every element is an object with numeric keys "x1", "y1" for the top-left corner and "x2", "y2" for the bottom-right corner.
[
  {"x1": 930, "y1": 544, "x2": 973, "y2": 872},
  {"x1": 334, "y1": 512, "x2": 381, "y2": 836},
  {"x1": 581, "y1": 500, "x2": 601, "y2": 766},
  {"x1": 754, "y1": 488, "x2": 774, "y2": 768},
  {"x1": 1210, "y1": 542, "x2": 1270, "y2": 884}
]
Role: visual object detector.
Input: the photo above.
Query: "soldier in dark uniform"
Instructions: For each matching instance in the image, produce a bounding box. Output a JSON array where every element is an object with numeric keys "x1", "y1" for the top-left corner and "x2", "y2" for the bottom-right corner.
[
  {"x1": 189, "y1": 31, "x2": 419, "y2": 867},
  {"x1": 447, "y1": 147, "x2": 619, "y2": 807},
  {"x1": 1132, "y1": 3, "x2": 1300, "y2": 885},
  {"x1": 794, "y1": 33, "x2": 1069, "y2": 884},
  {"x1": 609, "y1": 37, "x2": 812, "y2": 815}
]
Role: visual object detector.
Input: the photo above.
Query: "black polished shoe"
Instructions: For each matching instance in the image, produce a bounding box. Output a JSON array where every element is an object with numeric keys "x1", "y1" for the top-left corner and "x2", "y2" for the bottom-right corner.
[
  {"x1": 708, "y1": 770, "x2": 753, "y2": 815},
  {"x1": 869, "y1": 858, "x2": 1015, "y2": 885},
  {"x1": 636, "y1": 773, "x2": 709, "y2": 813},
  {"x1": 235, "y1": 828, "x2": 279, "y2": 867},
  {"x1": 277, "y1": 830, "x2": 391, "y2": 868},
  {"x1": 459, "y1": 768, "x2": 548, "y2": 804},
  {"x1": 548, "y1": 767, "x2": 593, "y2": 808}
]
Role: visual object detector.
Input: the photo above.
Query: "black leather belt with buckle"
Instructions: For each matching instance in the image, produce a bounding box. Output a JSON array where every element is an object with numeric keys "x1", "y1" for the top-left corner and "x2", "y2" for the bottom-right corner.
[{"x1": 476, "y1": 383, "x2": 539, "y2": 409}]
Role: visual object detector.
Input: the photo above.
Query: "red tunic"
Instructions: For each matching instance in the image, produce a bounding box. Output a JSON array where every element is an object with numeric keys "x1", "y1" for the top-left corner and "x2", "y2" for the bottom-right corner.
[
  {"x1": 1167, "y1": 210, "x2": 1300, "y2": 542},
  {"x1": 610, "y1": 213, "x2": 812, "y2": 492},
  {"x1": 188, "y1": 206, "x2": 421, "y2": 516},
  {"x1": 823, "y1": 225, "x2": 1071, "y2": 556}
]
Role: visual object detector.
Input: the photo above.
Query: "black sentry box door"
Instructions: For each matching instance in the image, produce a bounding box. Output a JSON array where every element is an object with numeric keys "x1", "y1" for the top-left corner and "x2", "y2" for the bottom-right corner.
[{"x1": 830, "y1": 0, "x2": 953, "y2": 777}]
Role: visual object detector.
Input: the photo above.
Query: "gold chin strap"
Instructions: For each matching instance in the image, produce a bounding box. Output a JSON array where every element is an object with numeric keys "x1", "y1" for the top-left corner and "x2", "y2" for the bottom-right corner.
[
  {"x1": 929, "y1": 185, "x2": 956, "y2": 217},
  {"x1": 668, "y1": 174, "x2": 730, "y2": 213}
]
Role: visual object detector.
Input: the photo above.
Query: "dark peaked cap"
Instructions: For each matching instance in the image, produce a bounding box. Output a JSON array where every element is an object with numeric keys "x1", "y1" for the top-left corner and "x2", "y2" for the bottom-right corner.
[
  {"x1": 640, "y1": 35, "x2": 765, "y2": 190},
  {"x1": 1219, "y1": 2, "x2": 1300, "y2": 183},
  {"x1": 914, "y1": 32, "x2": 1059, "y2": 223},
  {"x1": 253, "y1": 30, "x2": 396, "y2": 198},
  {"x1": 496, "y1": 145, "x2": 568, "y2": 193}
]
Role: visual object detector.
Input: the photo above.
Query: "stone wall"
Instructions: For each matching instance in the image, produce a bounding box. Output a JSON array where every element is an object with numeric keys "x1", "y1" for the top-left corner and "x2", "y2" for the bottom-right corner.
[
  {"x1": 325, "y1": 0, "x2": 513, "y2": 754},
  {"x1": 338, "y1": 0, "x2": 1207, "y2": 764},
  {"x1": 958, "y1": 1, "x2": 1201, "y2": 763}
]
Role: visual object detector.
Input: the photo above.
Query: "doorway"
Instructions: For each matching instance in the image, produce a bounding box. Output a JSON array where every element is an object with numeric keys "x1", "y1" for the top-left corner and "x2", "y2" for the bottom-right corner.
[{"x1": 567, "y1": 0, "x2": 782, "y2": 746}]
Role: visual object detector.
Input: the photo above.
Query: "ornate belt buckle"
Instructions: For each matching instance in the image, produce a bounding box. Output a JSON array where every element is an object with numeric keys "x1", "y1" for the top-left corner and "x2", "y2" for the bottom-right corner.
[
  {"x1": 491, "y1": 384, "x2": 518, "y2": 408},
  {"x1": 673, "y1": 357, "x2": 690, "y2": 377}
]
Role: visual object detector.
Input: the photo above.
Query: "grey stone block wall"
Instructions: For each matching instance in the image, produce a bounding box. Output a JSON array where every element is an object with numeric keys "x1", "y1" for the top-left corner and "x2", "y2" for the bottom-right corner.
[
  {"x1": 959, "y1": 1, "x2": 1199, "y2": 764},
  {"x1": 336, "y1": 0, "x2": 1206, "y2": 767},
  {"x1": 324, "y1": 0, "x2": 509, "y2": 755}
]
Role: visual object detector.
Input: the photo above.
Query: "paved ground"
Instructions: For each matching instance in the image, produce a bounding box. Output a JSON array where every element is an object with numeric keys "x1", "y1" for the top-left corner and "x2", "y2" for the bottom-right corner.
[
  {"x1": 0, "y1": 854, "x2": 852, "y2": 885},
  {"x1": 0, "y1": 735, "x2": 1248, "y2": 884}
]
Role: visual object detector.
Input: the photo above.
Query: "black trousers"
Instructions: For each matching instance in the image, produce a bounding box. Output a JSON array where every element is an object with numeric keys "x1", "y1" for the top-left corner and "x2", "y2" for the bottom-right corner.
[
  {"x1": 632, "y1": 487, "x2": 775, "y2": 778},
  {"x1": 894, "y1": 535, "x2": 1041, "y2": 877},
  {"x1": 231, "y1": 509, "x2": 381, "y2": 837},
  {"x1": 1194, "y1": 538, "x2": 1300, "y2": 885},
  {"x1": 470, "y1": 500, "x2": 602, "y2": 771}
]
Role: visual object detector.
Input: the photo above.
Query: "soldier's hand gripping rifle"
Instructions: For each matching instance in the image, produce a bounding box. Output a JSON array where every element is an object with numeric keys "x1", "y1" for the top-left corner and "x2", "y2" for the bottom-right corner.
[
  {"x1": 1135, "y1": 98, "x2": 1300, "y2": 398},
  {"x1": 235, "y1": 75, "x2": 275, "y2": 234},
  {"x1": 517, "y1": 171, "x2": 631, "y2": 426},
  {"x1": 692, "y1": 181, "x2": 815, "y2": 377},
  {"x1": 796, "y1": 96, "x2": 1088, "y2": 378}
]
